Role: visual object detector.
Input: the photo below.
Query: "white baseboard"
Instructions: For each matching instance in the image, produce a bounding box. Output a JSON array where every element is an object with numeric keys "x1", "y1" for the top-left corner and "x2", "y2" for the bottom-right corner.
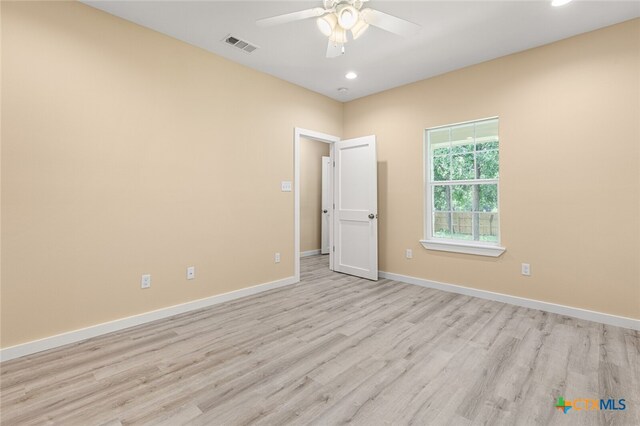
[
  {"x1": 379, "y1": 271, "x2": 639, "y2": 331},
  {"x1": 4, "y1": 271, "x2": 636, "y2": 362},
  {"x1": 0, "y1": 276, "x2": 297, "y2": 363},
  {"x1": 301, "y1": 249, "x2": 322, "y2": 258}
]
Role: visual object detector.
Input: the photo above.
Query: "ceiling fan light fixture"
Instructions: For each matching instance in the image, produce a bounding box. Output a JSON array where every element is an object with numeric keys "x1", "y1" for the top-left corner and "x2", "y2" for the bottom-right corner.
[
  {"x1": 337, "y1": 5, "x2": 359, "y2": 30},
  {"x1": 257, "y1": 2, "x2": 423, "y2": 58},
  {"x1": 329, "y1": 26, "x2": 348, "y2": 44},
  {"x1": 316, "y1": 13, "x2": 337, "y2": 37},
  {"x1": 351, "y1": 18, "x2": 369, "y2": 40}
]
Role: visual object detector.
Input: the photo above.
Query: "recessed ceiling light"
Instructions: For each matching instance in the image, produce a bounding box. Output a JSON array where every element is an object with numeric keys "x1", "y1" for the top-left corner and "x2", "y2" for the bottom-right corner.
[
  {"x1": 345, "y1": 72, "x2": 358, "y2": 80},
  {"x1": 551, "y1": 0, "x2": 573, "y2": 6}
]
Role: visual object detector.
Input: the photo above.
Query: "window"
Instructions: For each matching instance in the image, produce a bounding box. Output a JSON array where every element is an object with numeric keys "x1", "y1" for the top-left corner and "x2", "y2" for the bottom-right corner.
[{"x1": 422, "y1": 117, "x2": 505, "y2": 257}]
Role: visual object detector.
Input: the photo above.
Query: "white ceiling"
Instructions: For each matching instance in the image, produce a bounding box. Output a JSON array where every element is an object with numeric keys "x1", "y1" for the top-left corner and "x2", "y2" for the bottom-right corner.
[{"x1": 83, "y1": 1, "x2": 640, "y2": 101}]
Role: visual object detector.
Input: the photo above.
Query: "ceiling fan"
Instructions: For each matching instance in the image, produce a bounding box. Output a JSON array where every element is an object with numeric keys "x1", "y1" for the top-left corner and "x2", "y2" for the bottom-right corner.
[{"x1": 256, "y1": 0, "x2": 421, "y2": 58}]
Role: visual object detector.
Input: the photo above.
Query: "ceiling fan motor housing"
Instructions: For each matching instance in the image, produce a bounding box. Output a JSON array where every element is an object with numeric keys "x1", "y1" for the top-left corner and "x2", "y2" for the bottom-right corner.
[{"x1": 324, "y1": 0, "x2": 364, "y2": 12}]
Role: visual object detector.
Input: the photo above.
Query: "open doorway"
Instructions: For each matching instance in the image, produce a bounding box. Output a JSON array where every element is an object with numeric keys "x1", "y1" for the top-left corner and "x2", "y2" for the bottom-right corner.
[
  {"x1": 294, "y1": 128, "x2": 339, "y2": 282},
  {"x1": 300, "y1": 138, "x2": 330, "y2": 259},
  {"x1": 294, "y1": 128, "x2": 379, "y2": 283}
]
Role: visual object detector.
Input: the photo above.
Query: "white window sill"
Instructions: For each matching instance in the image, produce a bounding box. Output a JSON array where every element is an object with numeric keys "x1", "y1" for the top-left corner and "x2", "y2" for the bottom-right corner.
[{"x1": 420, "y1": 239, "x2": 506, "y2": 257}]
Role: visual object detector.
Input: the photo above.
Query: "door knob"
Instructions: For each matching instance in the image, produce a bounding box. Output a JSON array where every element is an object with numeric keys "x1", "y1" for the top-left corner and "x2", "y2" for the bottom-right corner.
[
  {"x1": 368, "y1": 214, "x2": 375, "y2": 219},
  {"x1": 323, "y1": 210, "x2": 328, "y2": 213}
]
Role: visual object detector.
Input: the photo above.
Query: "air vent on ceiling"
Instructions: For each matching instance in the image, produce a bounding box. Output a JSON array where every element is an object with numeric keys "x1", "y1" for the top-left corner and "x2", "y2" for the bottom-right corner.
[{"x1": 223, "y1": 35, "x2": 259, "y2": 53}]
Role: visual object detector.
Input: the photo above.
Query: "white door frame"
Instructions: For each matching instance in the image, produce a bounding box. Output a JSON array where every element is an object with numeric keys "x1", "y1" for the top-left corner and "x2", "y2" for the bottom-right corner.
[
  {"x1": 294, "y1": 127, "x2": 340, "y2": 283},
  {"x1": 321, "y1": 156, "x2": 331, "y2": 255}
]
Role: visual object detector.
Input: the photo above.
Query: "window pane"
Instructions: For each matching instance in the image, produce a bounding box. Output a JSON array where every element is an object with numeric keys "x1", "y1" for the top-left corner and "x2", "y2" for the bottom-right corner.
[
  {"x1": 433, "y1": 146, "x2": 450, "y2": 156},
  {"x1": 475, "y1": 119, "x2": 498, "y2": 140},
  {"x1": 429, "y1": 127, "x2": 450, "y2": 145},
  {"x1": 433, "y1": 213, "x2": 499, "y2": 242},
  {"x1": 429, "y1": 128, "x2": 450, "y2": 157},
  {"x1": 432, "y1": 185, "x2": 450, "y2": 211},
  {"x1": 432, "y1": 211, "x2": 452, "y2": 237},
  {"x1": 451, "y1": 185, "x2": 472, "y2": 211},
  {"x1": 447, "y1": 212, "x2": 473, "y2": 240},
  {"x1": 451, "y1": 123, "x2": 474, "y2": 144},
  {"x1": 478, "y1": 213, "x2": 499, "y2": 242},
  {"x1": 476, "y1": 184, "x2": 498, "y2": 212},
  {"x1": 451, "y1": 153, "x2": 474, "y2": 180},
  {"x1": 432, "y1": 155, "x2": 450, "y2": 181},
  {"x1": 476, "y1": 150, "x2": 499, "y2": 179},
  {"x1": 451, "y1": 143, "x2": 474, "y2": 154},
  {"x1": 476, "y1": 141, "x2": 499, "y2": 151}
]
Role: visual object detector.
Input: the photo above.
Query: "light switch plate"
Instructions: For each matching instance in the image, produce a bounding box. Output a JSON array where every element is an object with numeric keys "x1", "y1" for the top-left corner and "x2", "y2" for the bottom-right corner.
[
  {"x1": 281, "y1": 181, "x2": 292, "y2": 192},
  {"x1": 187, "y1": 266, "x2": 195, "y2": 280}
]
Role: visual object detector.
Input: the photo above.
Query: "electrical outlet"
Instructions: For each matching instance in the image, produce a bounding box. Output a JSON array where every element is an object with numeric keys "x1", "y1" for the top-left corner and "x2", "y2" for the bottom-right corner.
[
  {"x1": 275, "y1": 252, "x2": 281, "y2": 263},
  {"x1": 521, "y1": 263, "x2": 531, "y2": 276},
  {"x1": 141, "y1": 274, "x2": 151, "y2": 289},
  {"x1": 281, "y1": 181, "x2": 292, "y2": 192},
  {"x1": 187, "y1": 266, "x2": 195, "y2": 280},
  {"x1": 405, "y1": 249, "x2": 413, "y2": 259}
]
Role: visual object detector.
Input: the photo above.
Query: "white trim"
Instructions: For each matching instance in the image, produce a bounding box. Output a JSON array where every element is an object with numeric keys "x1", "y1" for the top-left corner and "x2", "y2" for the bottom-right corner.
[
  {"x1": 378, "y1": 271, "x2": 640, "y2": 331},
  {"x1": 0, "y1": 276, "x2": 296, "y2": 362},
  {"x1": 301, "y1": 249, "x2": 322, "y2": 258},
  {"x1": 427, "y1": 115, "x2": 500, "y2": 131},
  {"x1": 5, "y1": 271, "x2": 635, "y2": 362},
  {"x1": 294, "y1": 127, "x2": 340, "y2": 283},
  {"x1": 420, "y1": 239, "x2": 505, "y2": 257}
]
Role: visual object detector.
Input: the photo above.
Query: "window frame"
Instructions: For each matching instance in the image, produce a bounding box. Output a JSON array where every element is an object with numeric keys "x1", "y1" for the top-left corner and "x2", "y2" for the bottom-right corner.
[{"x1": 421, "y1": 117, "x2": 506, "y2": 257}]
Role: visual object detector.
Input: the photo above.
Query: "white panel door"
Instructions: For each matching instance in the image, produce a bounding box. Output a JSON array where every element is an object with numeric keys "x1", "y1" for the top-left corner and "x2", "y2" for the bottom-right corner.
[
  {"x1": 321, "y1": 156, "x2": 331, "y2": 255},
  {"x1": 333, "y1": 136, "x2": 378, "y2": 280}
]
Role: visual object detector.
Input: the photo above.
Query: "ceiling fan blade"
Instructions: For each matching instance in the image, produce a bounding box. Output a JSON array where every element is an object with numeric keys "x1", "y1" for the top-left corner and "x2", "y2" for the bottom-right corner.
[
  {"x1": 360, "y1": 8, "x2": 421, "y2": 37},
  {"x1": 326, "y1": 41, "x2": 344, "y2": 58},
  {"x1": 257, "y1": 7, "x2": 326, "y2": 27}
]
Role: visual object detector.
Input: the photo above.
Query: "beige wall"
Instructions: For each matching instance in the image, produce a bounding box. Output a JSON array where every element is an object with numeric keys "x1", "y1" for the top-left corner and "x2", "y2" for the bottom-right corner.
[
  {"x1": 300, "y1": 138, "x2": 330, "y2": 253},
  {"x1": 344, "y1": 19, "x2": 640, "y2": 320},
  {"x1": 0, "y1": 1, "x2": 343, "y2": 348}
]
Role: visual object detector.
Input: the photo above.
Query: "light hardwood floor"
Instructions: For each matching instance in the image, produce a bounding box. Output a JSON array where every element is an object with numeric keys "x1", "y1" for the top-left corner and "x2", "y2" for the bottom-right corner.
[{"x1": 1, "y1": 255, "x2": 638, "y2": 425}]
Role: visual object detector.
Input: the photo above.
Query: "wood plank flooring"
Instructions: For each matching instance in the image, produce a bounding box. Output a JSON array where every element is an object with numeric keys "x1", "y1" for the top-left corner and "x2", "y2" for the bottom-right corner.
[{"x1": 1, "y1": 255, "x2": 638, "y2": 425}]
